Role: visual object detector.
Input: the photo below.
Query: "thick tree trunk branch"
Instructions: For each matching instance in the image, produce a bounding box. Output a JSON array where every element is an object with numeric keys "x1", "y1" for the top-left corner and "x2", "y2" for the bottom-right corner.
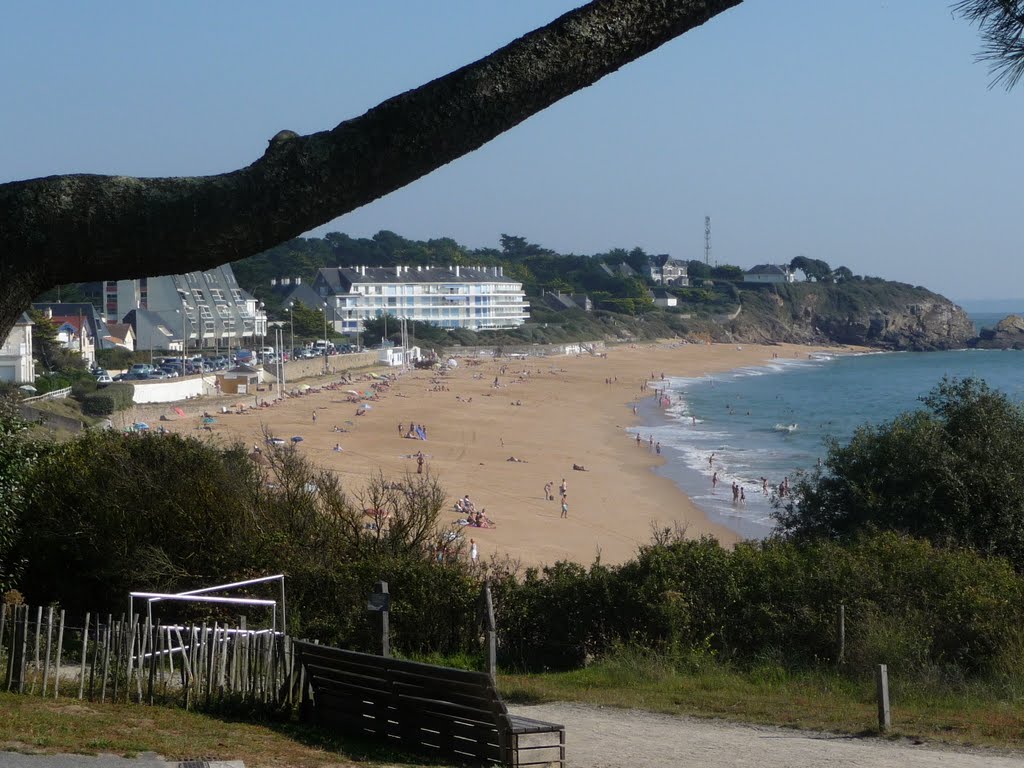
[{"x1": 0, "y1": 0, "x2": 741, "y2": 334}]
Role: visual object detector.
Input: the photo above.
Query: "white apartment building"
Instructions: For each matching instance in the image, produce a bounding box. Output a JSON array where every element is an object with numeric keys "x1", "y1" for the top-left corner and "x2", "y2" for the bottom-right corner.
[
  {"x1": 102, "y1": 265, "x2": 266, "y2": 351},
  {"x1": 313, "y1": 265, "x2": 530, "y2": 333}
]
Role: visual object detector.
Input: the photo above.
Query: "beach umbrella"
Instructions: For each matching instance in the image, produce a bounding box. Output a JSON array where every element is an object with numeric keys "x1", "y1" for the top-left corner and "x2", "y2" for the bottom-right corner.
[
  {"x1": 345, "y1": 389, "x2": 360, "y2": 395},
  {"x1": 291, "y1": 436, "x2": 304, "y2": 443},
  {"x1": 134, "y1": 422, "x2": 149, "y2": 431}
]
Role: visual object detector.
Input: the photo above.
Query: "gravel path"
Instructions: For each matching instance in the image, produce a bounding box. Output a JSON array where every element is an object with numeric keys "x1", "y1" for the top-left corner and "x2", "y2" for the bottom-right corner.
[{"x1": 511, "y1": 703, "x2": 1024, "y2": 768}]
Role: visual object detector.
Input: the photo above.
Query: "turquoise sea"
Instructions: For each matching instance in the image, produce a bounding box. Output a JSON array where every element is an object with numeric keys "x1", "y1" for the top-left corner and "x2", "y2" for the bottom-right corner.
[{"x1": 634, "y1": 346, "x2": 1024, "y2": 539}]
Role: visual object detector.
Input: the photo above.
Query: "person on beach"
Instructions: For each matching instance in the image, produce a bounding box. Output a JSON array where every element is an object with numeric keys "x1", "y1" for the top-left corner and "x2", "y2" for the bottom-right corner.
[
  {"x1": 312, "y1": 410, "x2": 317, "y2": 423},
  {"x1": 417, "y1": 452, "x2": 424, "y2": 475},
  {"x1": 655, "y1": 441, "x2": 661, "y2": 455},
  {"x1": 560, "y1": 478, "x2": 567, "y2": 498},
  {"x1": 398, "y1": 422, "x2": 403, "y2": 436},
  {"x1": 709, "y1": 452, "x2": 715, "y2": 467},
  {"x1": 740, "y1": 487, "x2": 746, "y2": 504},
  {"x1": 470, "y1": 538, "x2": 478, "y2": 564},
  {"x1": 544, "y1": 481, "x2": 553, "y2": 500},
  {"x1": 712, "y1": 471, "x2": 719, "y2": 490},
  {"x1": 561, "y1": 496, "x2": 569, "y2": 518},
  {"x1": 636, "y1": 434, "x2": 642, "y2": 446}
]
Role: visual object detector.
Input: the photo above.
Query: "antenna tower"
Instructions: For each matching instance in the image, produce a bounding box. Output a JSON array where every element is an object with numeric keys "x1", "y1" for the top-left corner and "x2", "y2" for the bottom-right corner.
[{"x1": 704, "y1": 216, "x2": 712, "y2": 265}]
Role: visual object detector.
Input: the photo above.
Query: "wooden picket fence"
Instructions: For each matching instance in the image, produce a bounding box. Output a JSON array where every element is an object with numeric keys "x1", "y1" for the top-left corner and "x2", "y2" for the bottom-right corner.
[{"x1": 0, "y1": 603, "x2": 301, "y2": 709}]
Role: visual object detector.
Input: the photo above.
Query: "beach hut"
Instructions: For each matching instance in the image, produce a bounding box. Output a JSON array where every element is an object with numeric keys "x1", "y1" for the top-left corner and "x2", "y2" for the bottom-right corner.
[{"x1": 218, "y1": 364, "x2": 260, "y2": 395}]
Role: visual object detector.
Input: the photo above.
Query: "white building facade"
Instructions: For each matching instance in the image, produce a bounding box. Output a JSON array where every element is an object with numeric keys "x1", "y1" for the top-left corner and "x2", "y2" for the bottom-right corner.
[
  {"x1": 0, "y1": 313, "x2": 35, "y2": 385},
  {"x1": 102, "y1": 265, "x2": 266, "y2": 351},
  {"x1": 314, "y1": 265, "x2": 529, "y2": 333},
  {"x1": 743, "y1": 264, "x2": 796, "y2": 284}
]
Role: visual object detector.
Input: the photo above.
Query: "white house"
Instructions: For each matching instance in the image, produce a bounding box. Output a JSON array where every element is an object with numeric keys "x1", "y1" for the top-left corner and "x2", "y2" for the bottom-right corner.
[
  {"x1": 649, "y1": 259, "x2": 689, "y2": 286},
  {"x1": 51, "y1": 314, "x2": 96, "y2": 366},
  {"x1": 743, "y1": 264, "x2": 796, "y2": 284},
  {"x1": 650, "y1": 290, "x2": 678, "y2": 308},
  {"x1": 314, "y1": 265, "x2": 530, "y2": 334},
  {"x1": 0, "y1": 313, "x2": 35, "y2": 385}
]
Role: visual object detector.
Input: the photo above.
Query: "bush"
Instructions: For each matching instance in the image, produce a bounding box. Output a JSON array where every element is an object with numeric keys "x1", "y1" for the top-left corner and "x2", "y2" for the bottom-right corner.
[{"x1": 80, "y1": 383, "x2": 134, "y2": 415}]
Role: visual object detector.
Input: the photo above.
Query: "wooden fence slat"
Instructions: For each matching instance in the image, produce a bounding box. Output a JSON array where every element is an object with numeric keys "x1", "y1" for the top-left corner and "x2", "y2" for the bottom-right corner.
[
  {"x1": 53, "y1": 609, "x2": 65, "y2": 698},
  {"x1": 79, "y1": 613, "x2": 90, "y2": 700},
  {"x1": 41, "y1": 606, "x2": 54, "y2": 697},
  {"x1": 17, "y1": 605, "x2": 29, "y2": 693},
  {"x1": 4, "y1": 604, "x2": 16, "y2": 691},
  {"x1": 148, "y1": 621, "x2": 159, "y2": 704},
  {"x1": 30, "y1": 606, "x2": 42, "y2": 694},
  {"x1": 100, "y1": 619, "x2": 112, "y2": 703}
]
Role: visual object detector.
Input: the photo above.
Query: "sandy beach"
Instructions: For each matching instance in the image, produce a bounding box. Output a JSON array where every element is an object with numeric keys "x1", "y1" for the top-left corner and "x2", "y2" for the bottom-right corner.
[{"x1": 142, "y1": 342, "x2": 844, "y2": 567}]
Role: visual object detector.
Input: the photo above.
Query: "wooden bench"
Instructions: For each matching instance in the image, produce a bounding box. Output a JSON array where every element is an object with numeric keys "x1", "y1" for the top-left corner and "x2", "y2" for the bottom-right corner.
[{"x1": 293, "y1": 640, "x2": 564, "y2": 767}]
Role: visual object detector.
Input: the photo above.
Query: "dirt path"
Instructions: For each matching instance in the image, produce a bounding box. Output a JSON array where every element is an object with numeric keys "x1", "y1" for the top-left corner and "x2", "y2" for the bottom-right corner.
[{"x1": 510, "y1": 703, "x2": 1024, "y2": 768}]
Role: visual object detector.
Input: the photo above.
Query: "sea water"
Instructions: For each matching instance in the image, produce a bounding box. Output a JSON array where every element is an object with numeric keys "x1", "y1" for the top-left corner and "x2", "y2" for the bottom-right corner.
[{"x1": 632, "y1": 348, "x2": 1024, "y2": 539}]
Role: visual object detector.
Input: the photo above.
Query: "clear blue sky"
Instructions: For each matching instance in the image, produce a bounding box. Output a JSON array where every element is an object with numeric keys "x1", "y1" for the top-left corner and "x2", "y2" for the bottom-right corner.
[{"x1": 2, "y1": 2, "x2": 1021, "y2": 301}]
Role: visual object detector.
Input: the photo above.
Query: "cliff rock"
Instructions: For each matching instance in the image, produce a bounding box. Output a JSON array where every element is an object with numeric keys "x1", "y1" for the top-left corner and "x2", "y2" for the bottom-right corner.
[
  {"x1": 968, "y1": 315, "x2": 1024, "y2": 350},
  {"x1": 720, "y1": 281, "x2": 975, "y2": 351}
]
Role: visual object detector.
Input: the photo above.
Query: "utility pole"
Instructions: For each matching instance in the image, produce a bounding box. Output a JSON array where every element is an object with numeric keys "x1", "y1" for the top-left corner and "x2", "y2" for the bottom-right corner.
[{"x1": 704, "y1": 215, "x2": 712, "y2": 266}]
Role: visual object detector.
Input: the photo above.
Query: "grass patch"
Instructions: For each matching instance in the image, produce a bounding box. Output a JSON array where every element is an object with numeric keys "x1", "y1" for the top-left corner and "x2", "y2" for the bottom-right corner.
[
  {"x1": 497, "y1": 648, "x2": 1024, "y2": 750},
  {"x1": 0, "y1": 692, "x2": 444, "y2": 767}
]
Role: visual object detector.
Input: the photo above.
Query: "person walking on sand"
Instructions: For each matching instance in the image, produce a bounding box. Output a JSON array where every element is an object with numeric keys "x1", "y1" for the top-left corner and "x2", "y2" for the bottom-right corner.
[
  {"x1": 559, "y1": 478, "x2": 567, "y2": 498},
  {"x1": 655, "y1": 441, "x2": 661, "y2": 455},
  {"x1": 417, "y1": 452, "x2": 424, "y2": 475},
  {"x1": 470, "y1": 538, "x2": 478, "y2": 564},
  {"x1": 398, "y1": 422, "x2": 403, "y2": 436},
  {"x1": 636, "y1": 433, "x2": 642, "y2": 446},
  {"x1": 544, "y1": 481, "x2": 553, "y2": 500},
  {"x1": 312, "y1": 410, "x2": 317, "y2": 423},
  {"x1": 561, "y1": 496, "x2": 569, "y2": 518}
]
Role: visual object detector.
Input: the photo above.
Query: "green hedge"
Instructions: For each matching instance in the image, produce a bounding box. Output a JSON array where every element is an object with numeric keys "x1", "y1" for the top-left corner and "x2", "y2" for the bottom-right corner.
[{"x1": 80, "y1": 383, "x2": 134, "y2": 416}]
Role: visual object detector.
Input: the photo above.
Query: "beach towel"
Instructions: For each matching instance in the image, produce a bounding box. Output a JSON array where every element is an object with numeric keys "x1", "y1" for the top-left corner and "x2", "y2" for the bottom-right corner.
[{"x1": 415, "y1": 427, "x2": 427, "y2": 440}]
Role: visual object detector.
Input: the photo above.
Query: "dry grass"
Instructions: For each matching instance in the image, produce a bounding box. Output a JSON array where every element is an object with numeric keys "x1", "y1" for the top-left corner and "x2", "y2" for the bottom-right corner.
[
  {"x1": 498, "y1": 652, "x2": 1024, "y2": 751},
  {"x1": 0, "y1": 693, "x2": 445, "y2": 768}
]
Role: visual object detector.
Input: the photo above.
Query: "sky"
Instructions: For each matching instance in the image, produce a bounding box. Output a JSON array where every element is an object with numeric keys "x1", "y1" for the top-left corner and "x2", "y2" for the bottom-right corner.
[{"x1": 2, "y1": 2, "x2": 1022, "y2": 302}]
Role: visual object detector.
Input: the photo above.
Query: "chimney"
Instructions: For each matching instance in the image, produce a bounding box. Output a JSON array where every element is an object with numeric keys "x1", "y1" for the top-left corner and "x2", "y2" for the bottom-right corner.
[
  {"x1": 270, "y1": 278, "x2": 277, "y2": 287},
  {"x1": 396, "y1": 265, "x2": 401, "y2": 277},
  {"x1": 417, "y1": 265, "x2": 422, "y2": 272},
  {"x1": 295, "y1": 277, "x2": 301, "y2": 285},
  {"x1": 455, "y1": 265, "x2": 460, "y2": 277},
  {"x1": 499, "y1": 266, "x2": 504, "y2": 277}
]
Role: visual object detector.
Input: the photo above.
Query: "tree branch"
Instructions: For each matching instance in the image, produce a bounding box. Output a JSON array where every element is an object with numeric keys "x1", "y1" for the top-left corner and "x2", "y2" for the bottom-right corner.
[{"x1": 0, "y1": 0, "x2": 742, "y2": 334}]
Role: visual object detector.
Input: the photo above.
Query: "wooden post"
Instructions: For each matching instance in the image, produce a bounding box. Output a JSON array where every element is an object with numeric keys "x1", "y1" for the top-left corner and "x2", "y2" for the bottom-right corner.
[
  {"x1": 876, "y1": 664, "x2": 891, "y2": 732},
  {"x1": 78, "y1": 613, "x2": 90, "y2": 700},
  {"x1": 373, "y1": 581, "x2": 390, "y2": 658},
  {"x1": 0, "y1": 604, "x2": 6, "y2": 661},
  {"x1": 484, "y1": 581, "x2": 497, "y2": 680},
  {"x1": 53, "y1": 609, "x2": 65, "y2": 698},
  {"x1": 837, "y1": 604, "x2": 845, "y2": 665}
]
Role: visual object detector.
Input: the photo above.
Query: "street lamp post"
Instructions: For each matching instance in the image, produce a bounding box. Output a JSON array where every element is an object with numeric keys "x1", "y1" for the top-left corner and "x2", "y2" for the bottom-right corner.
[
  {"x1": 322, "y1": 301, "x2": 329, "y2": 374},
  {"x1": 268, "y1": 321, "x2": 286, "y2": 400},
  {"x1": 289, "y1": 303, "x2": 294, "y2": 356}
]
